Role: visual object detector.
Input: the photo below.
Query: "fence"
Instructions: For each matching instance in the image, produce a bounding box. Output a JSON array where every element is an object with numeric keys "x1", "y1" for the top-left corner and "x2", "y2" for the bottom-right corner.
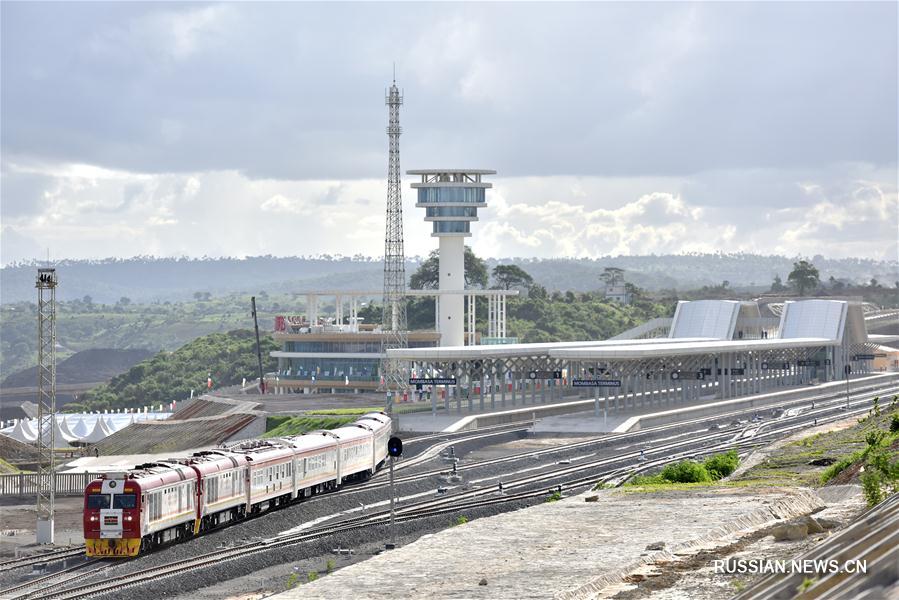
[{"x1": 0, "y1": 472, "x2": 102, "y2": 497}]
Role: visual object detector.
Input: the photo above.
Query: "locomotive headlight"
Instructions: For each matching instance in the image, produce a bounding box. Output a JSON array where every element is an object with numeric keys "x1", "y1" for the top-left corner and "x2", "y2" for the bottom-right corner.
[
  {"x1": 89, "y1": 515, "x2": 98, "y2": 522},
  {"x1": 124, "y1": 515, "x2": 133, "y2": 522}
]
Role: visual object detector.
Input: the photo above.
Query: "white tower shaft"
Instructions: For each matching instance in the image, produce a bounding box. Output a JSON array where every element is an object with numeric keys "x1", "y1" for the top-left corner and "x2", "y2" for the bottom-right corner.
[{"x1": 439, "y1": 236, "x2": 465, "y2": 346}]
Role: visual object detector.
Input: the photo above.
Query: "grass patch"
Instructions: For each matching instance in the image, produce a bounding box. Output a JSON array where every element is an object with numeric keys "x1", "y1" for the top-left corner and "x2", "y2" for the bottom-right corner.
[
  {"x1": 0, "y1": 457, "x2": 20, "y2": 474},
  {"x1": 264, "y1": 415, "x2": 357, "y2": 438},
  {"x1": 820, "y1": 450, "x2": 865, "y2": 484},
  {"x1": 626, "y1": 450, "x2": 739, "y2": 487}
]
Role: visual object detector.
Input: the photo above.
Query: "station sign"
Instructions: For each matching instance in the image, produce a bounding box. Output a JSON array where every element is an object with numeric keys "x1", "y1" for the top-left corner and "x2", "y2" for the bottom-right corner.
[
  {"x1": 670, "y1": 371, "x2": 705, "y2": 381},
  {"x1": 852, "y1": 354, "x2": 876, "y2": 361},
  {"x1": 760, "y1": 362, "x2": 789, "y2": 370},
  {"x1": 797, "y1": 360, "x2": 821, "y2": 367},
  {"x1": 528, "y1": 370, "x2": 563, "y2": 380},
  {"x1": 715, "y1": 368, "x2": 745, "y2": 375},
  {"x1": 409, "y1": 377, "x2": 456, "y2": 386},
  {"x1": 572, "y1": 378, "x2": 621, "y2": 388}
]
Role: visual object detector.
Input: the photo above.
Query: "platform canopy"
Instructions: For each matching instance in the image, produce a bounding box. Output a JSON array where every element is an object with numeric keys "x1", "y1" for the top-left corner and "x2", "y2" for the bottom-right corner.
[{"x1": 549, "y1": 337, "x2": 835, "y2": 361}]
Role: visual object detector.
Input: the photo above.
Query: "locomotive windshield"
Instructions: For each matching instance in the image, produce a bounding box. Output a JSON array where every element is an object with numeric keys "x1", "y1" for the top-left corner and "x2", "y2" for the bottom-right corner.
[
  {"x1": 112, "y1": 494, "x2": 137, "y2": 509},
  {"x1": 86, "y1": 494, "x2": 110, "y2": 509}
]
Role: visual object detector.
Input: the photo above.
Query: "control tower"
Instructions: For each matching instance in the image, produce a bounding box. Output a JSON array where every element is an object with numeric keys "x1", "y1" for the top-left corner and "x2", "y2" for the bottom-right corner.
[{"x1": 409, "y1": 169, "x2": 495, "y2": 347}]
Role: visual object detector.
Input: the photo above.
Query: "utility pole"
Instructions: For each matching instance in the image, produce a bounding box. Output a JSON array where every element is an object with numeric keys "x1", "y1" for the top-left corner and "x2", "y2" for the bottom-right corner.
[
  {"x1": 379, "y1": 73, "x2": 409, "y2": 417},
  {"x1": 35, "y1": 268, "x2": 57, "y2": 544},
  {"x1": 251, "y1": 296, "x2": 265, "y2": 394}
]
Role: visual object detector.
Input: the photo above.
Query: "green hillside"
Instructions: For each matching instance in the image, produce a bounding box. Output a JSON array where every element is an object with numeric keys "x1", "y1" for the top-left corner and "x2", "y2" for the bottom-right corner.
[{"x1": 67, "y1": 329, "x2": 278, "y2": 412}]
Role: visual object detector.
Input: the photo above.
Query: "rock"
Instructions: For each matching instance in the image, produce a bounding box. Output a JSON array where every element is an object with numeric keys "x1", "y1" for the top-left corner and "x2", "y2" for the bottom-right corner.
[
  {"x1": 645, "y1": 541, "x2": 666, "y2": 551},
  {"x1": 584, "y1": 495, "x2": 599, "y2": 503},
  {"x1": 772, "y1": 523, "x2": 808, "y2": 541},
  {"x1": 808, "y1": 457, "x2": 836, "y2": 466},
  {"x1": 803, "y1": 516, "x2": 825, "y2": 534},
  {"x1": 816, "y1": 517, "x2": 841, "y2": 530},
  {"x1": 478, "y1": 578, "x2": 488, "y2": 586}
]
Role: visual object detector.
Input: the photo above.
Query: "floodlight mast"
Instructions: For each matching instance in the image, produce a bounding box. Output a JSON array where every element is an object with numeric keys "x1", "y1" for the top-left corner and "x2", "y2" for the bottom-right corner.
[{"x1": 35, "y1": 268, "x2": 58, "y2": 544}]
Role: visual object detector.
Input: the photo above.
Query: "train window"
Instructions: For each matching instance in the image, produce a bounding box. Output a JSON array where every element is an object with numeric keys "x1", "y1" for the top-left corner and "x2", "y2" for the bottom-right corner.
[
  {"x1": 112, "y1": 494, "x2": 136, "y2": 509},
  {"x1": 87, "y1": 494, "x2": 110, "y2": 509}
]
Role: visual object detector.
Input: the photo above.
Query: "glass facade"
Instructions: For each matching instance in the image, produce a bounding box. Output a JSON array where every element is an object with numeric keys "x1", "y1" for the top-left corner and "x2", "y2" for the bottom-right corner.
[
  {"x1": 417, "y1": 188, "x2": 485, "y2": 204},
  {"x1": 279, "y1": 357, "x2": 380, "y2": 382},
  {"x1": 425, "y1": 206, "x2": 478, "y2": 218},
  {"x1": 433, "y1": 221, "x2": 470, "y2": 234}
]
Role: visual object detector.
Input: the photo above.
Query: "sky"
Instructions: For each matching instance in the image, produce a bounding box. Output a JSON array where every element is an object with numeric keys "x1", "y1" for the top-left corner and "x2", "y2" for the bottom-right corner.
[{"x1": 1, "y1": 1, "x2": 897, "y2": 265}]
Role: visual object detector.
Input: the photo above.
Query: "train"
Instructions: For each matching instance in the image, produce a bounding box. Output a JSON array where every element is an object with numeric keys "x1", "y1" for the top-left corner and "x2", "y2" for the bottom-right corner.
[{"x1": 83, "y1": 412, "x2": 392, "y2": 557}]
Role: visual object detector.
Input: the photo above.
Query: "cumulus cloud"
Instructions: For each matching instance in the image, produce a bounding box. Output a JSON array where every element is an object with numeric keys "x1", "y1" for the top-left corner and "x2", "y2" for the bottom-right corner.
[{"x1": 0, "y1": 3, "x2": 896, "y2": 263}]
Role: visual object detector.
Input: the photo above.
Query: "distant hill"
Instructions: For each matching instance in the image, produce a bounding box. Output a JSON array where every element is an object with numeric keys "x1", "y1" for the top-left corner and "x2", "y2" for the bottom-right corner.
[
  {"x1": 70, "y1": 329, "x2": 279, "y2": 412},
  {"x1": 2, "y1": 348, "x2": 154, "y2": 388},
  {"x1": 2, "y1": 254, "x2": 895, "y2": 304}
]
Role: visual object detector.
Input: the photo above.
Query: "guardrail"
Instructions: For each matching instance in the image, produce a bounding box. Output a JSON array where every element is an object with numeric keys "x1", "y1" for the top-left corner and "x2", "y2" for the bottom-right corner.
[{"x1": 0, "y1": 472, "x2": 101, "y2": 497}]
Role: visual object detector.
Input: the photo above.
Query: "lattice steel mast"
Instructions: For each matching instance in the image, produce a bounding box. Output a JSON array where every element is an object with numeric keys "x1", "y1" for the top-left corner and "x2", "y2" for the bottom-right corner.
[
  {"x1": 380, "y1": 75, "x2": 408, "y2": 404},
  {"x1": 35, "y1": 267, "x2": 57, "y2": 544}
]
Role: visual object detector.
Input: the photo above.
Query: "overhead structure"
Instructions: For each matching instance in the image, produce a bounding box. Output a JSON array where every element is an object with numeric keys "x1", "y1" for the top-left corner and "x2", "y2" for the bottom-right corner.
[
  {"x1": 409, "y1": 169, "x2": 496, "y2": 347},
  {"x1": 35, "y1": 267, "x2": 57, "y2": 544},
  {"x1": 379, "y1": 76, "x2": 409, "y2": 401}
]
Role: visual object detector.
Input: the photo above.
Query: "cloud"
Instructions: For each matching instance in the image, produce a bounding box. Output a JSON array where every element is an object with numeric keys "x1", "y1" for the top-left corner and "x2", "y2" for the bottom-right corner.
[{"x1": 0, "y1": 3, "x2": 896, "y2": 263}]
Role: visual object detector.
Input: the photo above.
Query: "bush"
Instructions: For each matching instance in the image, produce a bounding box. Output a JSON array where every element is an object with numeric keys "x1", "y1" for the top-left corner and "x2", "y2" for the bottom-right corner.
[
  {"x1": 703, "y1": 450, "x2": 739, "y2": 480},
  {"x1": 453, "y1": 515, "x2": 469, "y2": 526},
  {"x1": 820, "y1": 452, "x2": 862, "y2": 484},
  {"x1": 546, "y1": 491, "x2": 563, "y2": 502},
  {"x1": 307, "y1": 571, "x2": 318, "y2": 583},
  {"x1": 861, "y1": 470, "x2": 885, "y2": 507},
  {"x1": 286, "y1": 573, "x2": 299, "y2": 589},
  {"x1": 659, "y1": 460, "x2": 712, "y2": 483},
  {"x1": 890, "y1": 414, "x2": 899, "y2": 433}
]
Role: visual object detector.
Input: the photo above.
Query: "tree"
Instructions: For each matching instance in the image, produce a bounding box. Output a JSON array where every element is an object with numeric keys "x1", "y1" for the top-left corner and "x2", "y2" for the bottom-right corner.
[
  {"x1": 770, "y1": 274, "x2": 787, "y2": 292},
  {"x1": 787, "y1": 260, "x2": 820, "y2": 296},
  {"x1": 600, "y1": 267, "x2": 625, "y2": 287},
  {"x1": 410, "y1": 246, "x2": 488, "y2": 289},
  {"x1": 492, "y1": 264, "x2": 533, "y2": 290},
  {"x1": 118, "y1": 296, "x2": 131, "y2": 306},
  {"x1": 82, "y1": 295, "x2": 93, "y2": 305}
]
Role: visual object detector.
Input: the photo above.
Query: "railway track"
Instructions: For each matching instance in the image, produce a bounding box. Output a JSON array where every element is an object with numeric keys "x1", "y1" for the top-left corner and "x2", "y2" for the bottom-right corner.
[
  {"x1": 18, "y1": 384, "x2": 896, "y2": 599},
  {"x1": 348, "y1": 381, "x2": 899, "y2": 494},
  {"x1": 0, "y1": 561, "x2": 108, "y2": 600},
  {"x1": 0, "y1": 549, "x2": 85, "y2": 574}
]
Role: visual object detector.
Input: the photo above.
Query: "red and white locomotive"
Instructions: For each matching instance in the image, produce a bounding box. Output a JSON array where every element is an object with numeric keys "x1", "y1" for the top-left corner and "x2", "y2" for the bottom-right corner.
[{"x1": 84, "y1": 412, "x2": 391, "y2": 557}]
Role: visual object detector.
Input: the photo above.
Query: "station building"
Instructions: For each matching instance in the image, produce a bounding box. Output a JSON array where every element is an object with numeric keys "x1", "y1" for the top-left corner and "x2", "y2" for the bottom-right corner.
[{"x1": 388, "y1": 298, "x2": 899, "y2": 414}]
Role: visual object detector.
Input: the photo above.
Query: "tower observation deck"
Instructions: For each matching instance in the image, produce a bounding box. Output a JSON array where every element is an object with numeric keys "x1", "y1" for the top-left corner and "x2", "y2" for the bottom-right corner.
[{"x1": 409, "y1": 169, "x2": 495, "y2": 347}]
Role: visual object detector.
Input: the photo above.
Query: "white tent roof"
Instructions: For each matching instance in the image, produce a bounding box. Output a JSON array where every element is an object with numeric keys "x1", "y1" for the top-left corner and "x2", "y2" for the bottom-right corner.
[
  {"x1": 5, "y1": 420, "x2": 37, "y2": 443},
  {"x1": 70, "y1": 417, "x2": 89, "y2": 438},
  {"x1": 81, "y1": 418, "x2": 112, "y2": 444}
]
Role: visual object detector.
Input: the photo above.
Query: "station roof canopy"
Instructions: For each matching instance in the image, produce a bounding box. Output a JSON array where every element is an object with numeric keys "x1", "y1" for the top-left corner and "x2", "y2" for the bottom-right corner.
[
  {"x1": 549, "y1": 337, "x2": 835, "y2": 361},
  {"x1": 407, "y1": 169, "x2": 497, "y2": 175},
  {"x1": 388, "y1": 337, "x2": 715, "y2": 361}
]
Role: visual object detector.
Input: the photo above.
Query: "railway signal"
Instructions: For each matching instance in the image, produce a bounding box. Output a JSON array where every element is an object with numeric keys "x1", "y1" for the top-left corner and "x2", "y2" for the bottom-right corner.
[{"x1": 387, "y1": 436, "x2": 403, "y2": 550}]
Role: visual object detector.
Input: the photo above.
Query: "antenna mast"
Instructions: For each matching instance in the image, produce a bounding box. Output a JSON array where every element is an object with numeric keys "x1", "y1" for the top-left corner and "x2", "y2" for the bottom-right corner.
[{"x1": 380, "y1": 74, "x2": 409, "y2": 410}]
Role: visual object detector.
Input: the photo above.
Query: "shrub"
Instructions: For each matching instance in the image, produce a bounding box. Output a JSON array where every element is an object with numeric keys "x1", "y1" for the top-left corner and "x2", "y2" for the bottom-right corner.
[
  {"x1": 286, "y1": 573, "x2": 299, "y2": 589},
  {"x1": 890, "y1": 414, "x2": 899, "y2": 433},
  {"x1": 861, "y1": 470, "x2": 885, "y2": 507},
  {"x1": 453, "y1": 515, "x2": 469, "y2": 526},
  {"x1": 326, "y1": 559, "x2": 335, "y2": 573},
  {"x1": 307, "y1": 571, "x2": 318, "y2": 583},
  {"x1": 659, "y1": 460, "x2": 712, "y2": 483},
  {"x1": 820, "y1": 452, "x2": 862, "y2": 484},
  {"x1": 703, "y1": 450, "x2": 739, "y2": 480},
  {"x1": 546, "y1": 491, "x2": 563, "y2": 502}
]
